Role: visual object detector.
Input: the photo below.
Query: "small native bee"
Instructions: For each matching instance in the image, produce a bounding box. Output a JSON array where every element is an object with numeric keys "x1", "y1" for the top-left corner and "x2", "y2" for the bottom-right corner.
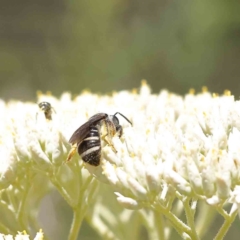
[
  {"x1": 38, "y1": 102, "x2": 54, "y2": 120},
  {"x1": 67, "y1": 112, "x2": 132, "y2": 166}
]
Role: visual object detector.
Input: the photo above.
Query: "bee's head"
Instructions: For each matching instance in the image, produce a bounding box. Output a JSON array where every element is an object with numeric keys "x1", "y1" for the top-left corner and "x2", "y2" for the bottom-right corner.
[
  {"x1": 110, "y1": 115, "x2": 120, "y2": 128},
  {"x1": 110, "y1": 112, "x2": 132, "y2": 137},
  {"x1": 108, "y1": 114, "x2": 122, "y2": 137},
  {"x1": 38, "y1": 102, "x2": 51, "y2": 111},
  {"x1": 113, "y1": 112, "x2": 132, "y2": 126}
]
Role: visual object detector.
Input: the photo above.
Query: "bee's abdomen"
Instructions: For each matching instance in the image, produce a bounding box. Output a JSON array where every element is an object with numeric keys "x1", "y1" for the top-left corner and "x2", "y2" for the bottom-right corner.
[{"x1": 78, "y1": 126, "x2": 101, "y2": 166}]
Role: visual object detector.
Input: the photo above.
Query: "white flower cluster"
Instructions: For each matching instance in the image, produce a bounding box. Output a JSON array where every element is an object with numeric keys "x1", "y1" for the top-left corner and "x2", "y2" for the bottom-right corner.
[
  {"x1": 83, "y1": 84, "x2": 240, "y2": 213},
  {"x1": 1, "y1": 82, "x2": 240, "y2": 239}
]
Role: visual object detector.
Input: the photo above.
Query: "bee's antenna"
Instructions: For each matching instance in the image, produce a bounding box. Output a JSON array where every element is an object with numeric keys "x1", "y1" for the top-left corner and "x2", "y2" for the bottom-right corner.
[{"x1": 114, "y1": 112, "x2": 132, "y2": 125}]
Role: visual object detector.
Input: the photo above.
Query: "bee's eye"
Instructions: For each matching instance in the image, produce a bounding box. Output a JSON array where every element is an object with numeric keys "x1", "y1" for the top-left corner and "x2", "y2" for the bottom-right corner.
[
  {"x1": 112, "y1": 116, "x2": 119, "y2": 126},
  {"x1": 115, "y1": 125, "x2": 122, "y2": 138}
]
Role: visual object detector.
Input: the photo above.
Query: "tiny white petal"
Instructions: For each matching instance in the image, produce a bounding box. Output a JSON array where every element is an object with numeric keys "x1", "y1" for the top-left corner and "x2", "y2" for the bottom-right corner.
[
  {"x1": 45, "y1": 128, "x2": 64, "y2": 166},
  {"x1": 102, "y1": 161, "x2": 119, "y2": 185},
  {"x1": 103, "y1": 145, "x2": 122, "y2": 166},
  {"x1": 165, "y1": 170, "x2": 192, "y2": 195},
  {"x1": 127, "y1": 177, "x2": 147, "y2": 199},
  {"x1": 4, "y1": 235, "x2": 14, "y2": 240},
  {"x1": 187, "y1": 161, "x2": 203, "y2": 195},
  {"x1": 33, "y1": 230, "x2": 44, "y2": 240},
  {"x1": 115, "y1": 168, "x2": 131, "y2": 190},
  {"x1": 230, "y1": 203, "x2": 238, "y2": 215},
  {"x1": 15, "y1": 234, "x2": 30, "y2": 240},
  {"x1": 201, "y1": 165, "x2": 216, "y2": 197},
  {"x1": 206, "y1": 195, "x2": 221, "y2": 205},
  {"x1": 0, "y1": 144, "x2": 17, "y2": 188},
  {"x1": 160, "y1": 184, "x2": 169, "y2": 201},
  {"x1": 145, "y1": 166, "x2": 161, "y2": 192},
  {"x1": 115, "y1": 192, "x2": 141, "y2": 210},
  {"x1": 229, "y1": 186, "x2": 240, "y2": 205},
  {"x1": 216, "y1": 173, "x2": 230, "y2": 199},
  {"x1": 139, "y1": 81, "x2": 151, "y2": 97}
]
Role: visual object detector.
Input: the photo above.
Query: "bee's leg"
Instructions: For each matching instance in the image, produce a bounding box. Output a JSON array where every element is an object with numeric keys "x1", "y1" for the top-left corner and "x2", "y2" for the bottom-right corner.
[
  {"x1": 66, "y1": 145, "x2": 77, "y2": 162},
  {"x1": 102, "y1": 134, "x2": 117, "y2": 153}
]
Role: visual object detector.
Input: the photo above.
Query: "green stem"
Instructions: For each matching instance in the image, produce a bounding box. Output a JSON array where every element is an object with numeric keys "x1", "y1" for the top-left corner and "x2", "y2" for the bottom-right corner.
[
  {"x1": 7, "y1": 189, "x2": 17, "y2": 211},
  {"x1": 47, "y1": 165, "x2": 80, "y2": 207},
  {"x1": 68, "y1": 207, "x2": 84, "y2": 240},
  {"x1": 50, "y1": 176, "x2": 73, "y2": 207},
  {"x1": 213, "y1": 209, "x2": 238, "y2": 240},
  {"x1": 195, "y1": 201, "x2": 216, "y2": 239},
  {"x1": 140, "y1": 209, "x2": 165, "y2": 240},
  {"x1": 68, "y1": 178, "x2": 98, "y2": 240},
  {"x1": 0, "y1": 200, "x2": 14, "y2": 212},
  {"x1": 152, "y1": 211, "x2": 165, "y2": 240},
  {"x1": 216, "y1": 206, "x2": 228, "y2": 218},
  {"x1": 183, "y1": 198, "x2": 200, "y2": 240},
  {"x1": 171, "y1": 198, "x2": 184, "y2": 217},
  {"x1": 153, "y1": 202, "x2": 191, "y2": 238},
  {"x1": 190, "y1": 199, "x2": 197, "y2": 217},
  {"x1": 0, "y1": 222, "x2": 11, "y2": 234},
  {"x1": 17, "y1": 182, "x2": 30, "y2": 230}
]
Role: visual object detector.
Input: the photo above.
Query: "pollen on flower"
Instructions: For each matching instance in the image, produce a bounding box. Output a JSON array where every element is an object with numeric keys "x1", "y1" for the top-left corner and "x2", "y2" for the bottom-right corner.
[
  {"x1": 33, "y1": 229, "x2": 44, "y2": 240},
  {"x1": 202, "y1": 86, "x2": 208, "y2": 93},
  {"x1": 224, "y1": 89, "x2": 231, "y2": 96},
  {"x1": 141, "y1": 79, "x2": 148, "y2": 87},
  {"x1": 131, "y1": 88, "x2": 138, "y2": 94},
  {"x1": 188, "y1": 88, "x2": 195, "y2": 95}
]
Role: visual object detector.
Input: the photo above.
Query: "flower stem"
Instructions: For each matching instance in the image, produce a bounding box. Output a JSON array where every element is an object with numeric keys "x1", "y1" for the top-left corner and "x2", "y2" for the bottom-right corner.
[
  {"x1": 183, "y1": 198, "x2": 200, "y2": 240},
  {"x1": 195, "y1": 201, "x2": 216, "y2": 238},
  {"x1": 140, "y1": 209, "x2": 166, "y2": 240},
  {"x1": 153, "y1": 202, "x2": 191, "y2": 238},
  {"x1": 0, "y1": 222, "x2": 11, "y2": 234},
  {"x1": 68, "y1": 207, "x2": 84, "y2": 240},
  {"x1": 17, "y1": 181, "x2": 30, "y2": 231},
  {"x1": 152, "y1": 211, "x2": 165, "y2": 240},
  {"x1": 214, "y1": 209, "x2": 238, "y2": 240},
  {"x1": 50, "y1": 176, "x2": 73, "y2": 206}
]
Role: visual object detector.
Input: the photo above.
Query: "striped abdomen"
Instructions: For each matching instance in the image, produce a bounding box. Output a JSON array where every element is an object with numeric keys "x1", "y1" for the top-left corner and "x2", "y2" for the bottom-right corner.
[{"x1": 78, "y1": 126, "x2": 101, "y2": 166}]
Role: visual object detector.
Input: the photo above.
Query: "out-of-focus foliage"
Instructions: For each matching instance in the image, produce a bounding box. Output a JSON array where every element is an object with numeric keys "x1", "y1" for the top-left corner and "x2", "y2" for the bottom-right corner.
[{"x1": 0, "y1": 0, "x2": 240, "y2": 100}]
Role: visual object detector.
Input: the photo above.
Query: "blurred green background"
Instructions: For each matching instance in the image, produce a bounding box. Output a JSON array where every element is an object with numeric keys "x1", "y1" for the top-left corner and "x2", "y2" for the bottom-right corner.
[{"x1": 1, "y1": 0, "x2": 240, "y2": 101}]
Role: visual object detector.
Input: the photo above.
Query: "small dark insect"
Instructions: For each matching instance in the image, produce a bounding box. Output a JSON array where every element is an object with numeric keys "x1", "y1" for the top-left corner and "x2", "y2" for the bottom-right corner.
[
  {"x1": 38, "y1": 102, "x2": 54, "y2": 120},
  {"x1": 67, "y1": 112, "x2": 132, "y2": 166}
]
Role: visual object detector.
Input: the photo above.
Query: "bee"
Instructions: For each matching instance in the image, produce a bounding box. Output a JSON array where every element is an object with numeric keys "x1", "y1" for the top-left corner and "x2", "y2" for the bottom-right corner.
[
  {"x1": 67, "y1": 112, "x2": 132, "y2": 166},
  {"x1": 38, "y1": 102, "x2": 54, "y2": 120}
]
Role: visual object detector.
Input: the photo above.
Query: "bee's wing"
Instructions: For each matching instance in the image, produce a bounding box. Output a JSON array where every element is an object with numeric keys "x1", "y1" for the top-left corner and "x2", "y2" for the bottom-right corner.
[{"x1": 69, "y1": 113, "x2": 108, "y2": 144}]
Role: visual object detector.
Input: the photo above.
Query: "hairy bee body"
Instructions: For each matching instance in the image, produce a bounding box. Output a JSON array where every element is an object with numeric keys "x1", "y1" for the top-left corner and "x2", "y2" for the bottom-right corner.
[{"x1": 67, "y1": 112, "x2": 132, "y2": 166}]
